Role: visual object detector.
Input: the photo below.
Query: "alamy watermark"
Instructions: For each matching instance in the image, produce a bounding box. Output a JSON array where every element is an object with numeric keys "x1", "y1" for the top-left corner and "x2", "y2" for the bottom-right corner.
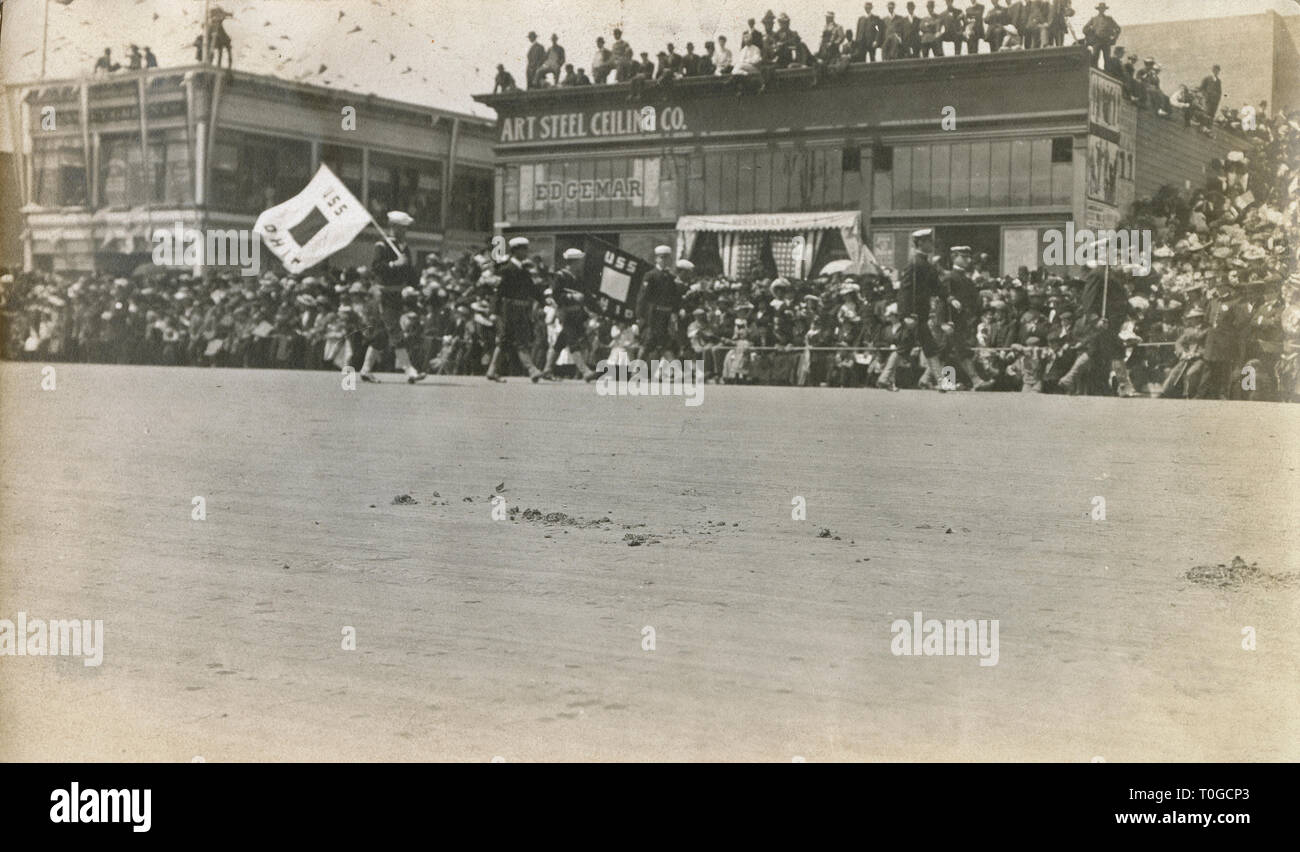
[
  {"x1": 1042, "y1": 223, "x2": 1152, "y2": 276},
  {"x1": 595, "y1": 359, "x2": 705, "y2": 407},
  {"x1": 890, "y1": 611, "x2": 999, "y2": 666},
  {"x1": 152, "y1": 222, "x2": 262, "y2": 277},
  {"x1": 0, "y1": 612, "x2": 103, "y2": 666},
  {"x1": 50, "y1": 783, "x2": 150, "y2": 832}
]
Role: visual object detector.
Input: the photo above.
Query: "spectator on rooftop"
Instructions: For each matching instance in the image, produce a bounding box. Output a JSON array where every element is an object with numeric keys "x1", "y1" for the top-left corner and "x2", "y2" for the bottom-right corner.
[
  {"x1": 540, "y1": 33, "x2": 566, "y2": 86},
  {"x1": 819, "y1": 11, "x2": 846, "y2": 61},
  {"x1": 1199, "y1": 65, "x2": 1223, "y2": 126},
  {"x1": 700, "y1": 41, "x2": 718, "y2": 75},
  {"x1": 93, "y1": 48, "x2": 120, "y2": 75},
  {"x1": 682, "y1": 43, "x2": 702, "y2": 76},
  {"x1": 1081, "y1": 1, "x2": 1120, "y2": 69},
  {"x1": 715, "y1": 35, "x2": 734, "y2": 73},
  {"x1": 611, "y1": 29, "x2": 634, "y2": 81},
  {"x1": 920, "y1": 1, "x2": 944, "y2": 57},
  {"x1": 591, "y1": 37, "x2": 613, "y2": 84},
  {"x1": 493, "y1": 64, "x2": 518, "y2": 93},
  {"x1": 525, "y1": 31, "x2": 545, "y2": 88}
]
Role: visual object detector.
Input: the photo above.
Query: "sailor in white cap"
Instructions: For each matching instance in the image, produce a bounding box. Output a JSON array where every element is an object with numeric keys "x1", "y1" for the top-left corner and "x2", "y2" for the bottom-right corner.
[
  {"x1": 635, "y1": 246, "x2": 684, "y2": 363},
  {"x1": 899, "y1": 227, "x2": 948, "y2": 391},
  {"x1": 360, "y1": 210, "x2": 427, "y2": 383},
  {"x1": 941, "y1": 244, "x2": 993, "y2": 390},
  {"x1": 542, "y1": 247, "x2": 598, "y2": 381},
  {"x1": 486, "y1": 235, "x2": 545, "y2": 382}
]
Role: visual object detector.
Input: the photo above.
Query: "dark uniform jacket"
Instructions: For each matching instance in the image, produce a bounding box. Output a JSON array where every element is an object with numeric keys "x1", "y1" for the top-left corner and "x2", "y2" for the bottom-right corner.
[
  {"x1": 898, "y1": 252, "x2": 940, "y2": 321},
  {"x1": 495, "y1": 259, "x2": 540, "y2": 312},
  {"x1": 371, "y1": 240, "x2": 416, "y2": 323},
  {"x1": 552, "y1": 268, "x2": 587, "y2": 329},
  {"x1": 636, "y1": 268, "x2": 682, "y2": 325},
  {"x1": 941, "y1": 5, "x2": 964, "y2": 39},
  {"x1": 941, "y1": 269, "x2": 980, "y2": 329}
]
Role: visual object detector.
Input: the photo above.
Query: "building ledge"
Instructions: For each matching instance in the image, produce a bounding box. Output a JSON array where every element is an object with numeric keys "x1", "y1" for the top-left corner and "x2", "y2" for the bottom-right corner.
[{"x1": 475, "y1": 46, "x2": 1093, "y2": 110}]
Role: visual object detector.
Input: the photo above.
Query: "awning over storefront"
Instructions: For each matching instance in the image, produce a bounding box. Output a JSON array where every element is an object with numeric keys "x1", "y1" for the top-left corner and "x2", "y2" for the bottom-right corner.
[{"x1": 676, "y1": 211, "x2": 880, "y2": 279}]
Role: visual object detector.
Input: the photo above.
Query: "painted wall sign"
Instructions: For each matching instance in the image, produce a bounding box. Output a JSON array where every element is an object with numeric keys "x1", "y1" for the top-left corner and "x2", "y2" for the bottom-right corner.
[{"x1": 499, "y1": 105, "x2": 687, "y2": 142}]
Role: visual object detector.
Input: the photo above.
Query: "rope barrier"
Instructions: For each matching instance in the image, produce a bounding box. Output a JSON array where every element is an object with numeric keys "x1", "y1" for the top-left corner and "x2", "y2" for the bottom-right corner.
[{"x1": 696, "y1": 342, "x2": 1179, "y2": 353}]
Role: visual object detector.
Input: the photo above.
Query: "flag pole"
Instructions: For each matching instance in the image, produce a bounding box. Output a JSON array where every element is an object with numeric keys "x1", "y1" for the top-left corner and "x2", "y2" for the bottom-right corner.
[
  {"x1": 366, "y1": 212, "x2": 403, "y2": 257},
  {"x1": 1102, "y1": 263, "x2": 1109, "y2": 319},
  {"x1": 41, "y1": 0, "x2": 51, "y2": 79},
  {"x1": 202, "y1": 0, "x2": 211, "y2": 65}
]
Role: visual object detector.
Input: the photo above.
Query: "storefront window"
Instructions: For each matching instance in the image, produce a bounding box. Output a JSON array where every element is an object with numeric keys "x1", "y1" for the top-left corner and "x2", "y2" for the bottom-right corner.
[
  {"x1": 32, "y1": 140, "x2": 87, "y2": 207},
  {"x1": 367, "y1": 151, "x2": 442, "y2": 230},
  {"x1": 98, "y1": 129, "x2": 190, "y2": 207},
  {"x1": 1010, "y1": 140, "x2": 1032, "y2": 206},
  {"x1": 450, "y1": 167, "x2": 493, "y2": 233},
  {"x1": 209, "y1": 131, "x2": 311, "y2": 214},
  {"x1": 874, "y1": 139, "x2": 1073, "y2": 213},
  {"x1": 320, "y1": 144, "x2": 363, "y2": 199}
]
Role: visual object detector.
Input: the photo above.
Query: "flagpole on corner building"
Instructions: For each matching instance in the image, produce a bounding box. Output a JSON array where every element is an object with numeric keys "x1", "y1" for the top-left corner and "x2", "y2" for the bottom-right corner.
[
  {"x1": 41, "y1": 0, "x2": 51, "y2": 79},
  {"x1": 201, "y1": 0, "x2": 211, "y2": 65}
]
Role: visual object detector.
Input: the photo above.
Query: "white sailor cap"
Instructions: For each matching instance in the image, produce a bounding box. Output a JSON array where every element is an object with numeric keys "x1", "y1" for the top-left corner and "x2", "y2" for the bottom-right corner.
[
  {"x1": 387, "y1": 210, "x2": 414, "y2": 227},
  {"x1": 911, "y1": 228, "x2": 934, "y2": 240},
  {"x1": 562, "y1": 248, "x2": 585, "y2": 260},
  {"x1": 654, "y1": 245, "x2": 673, "y2": 256},
  {"x1": 950, "y1": 245, "x2": 972, "y2": 254},
  {"x1": 508, "y1": 236, "x2": 530, "y2": 248},
  {"x1": 676, "y1": 259, "x2": 695, "y2": 271}
]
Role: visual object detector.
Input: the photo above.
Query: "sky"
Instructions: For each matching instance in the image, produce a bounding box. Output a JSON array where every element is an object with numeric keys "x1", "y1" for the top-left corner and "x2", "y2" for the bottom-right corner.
[{"x1": 1, "y1": 0, "x2": 1296, "y2": 147}]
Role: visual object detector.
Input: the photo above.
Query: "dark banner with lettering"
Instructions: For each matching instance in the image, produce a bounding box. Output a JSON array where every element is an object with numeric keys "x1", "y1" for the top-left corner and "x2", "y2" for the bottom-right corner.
[{"x1": 578, "y1": 236, "x2": 646, "y2": 323}]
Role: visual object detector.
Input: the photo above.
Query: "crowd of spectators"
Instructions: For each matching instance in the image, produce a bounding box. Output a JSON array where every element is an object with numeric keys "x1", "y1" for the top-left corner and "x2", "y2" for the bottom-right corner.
[
  {"x1": 91, "y1": 45, "x2": 159, "y2": 75},
  {"x1": 89, "y1": 7, "x2": 231, "y2": 75},
  {"x1": 495, "y1": 4, "x2": 1267, "y2": 151},
  {"x1": 498, "y1": 2, "x2": 1115, "y2": 94},
  {"x1": 4, "y1": 107, "x2": 1297, "y2": 401}
]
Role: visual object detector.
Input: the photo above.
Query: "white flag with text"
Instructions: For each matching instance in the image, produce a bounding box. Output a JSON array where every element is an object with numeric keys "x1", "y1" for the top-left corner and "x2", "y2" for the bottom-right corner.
[{"x1": 254, "y1": 164, "x2": 370, "y2": 273}]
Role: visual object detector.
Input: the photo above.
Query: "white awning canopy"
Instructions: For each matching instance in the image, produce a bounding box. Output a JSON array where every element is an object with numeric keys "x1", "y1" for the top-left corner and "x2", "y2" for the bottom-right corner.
[
  {"x1": 675, "y1": 210, "x2": 863, "y2": 233},
  {"x1": 675, "y1": 211, "x2": 880, "y2": 279}
]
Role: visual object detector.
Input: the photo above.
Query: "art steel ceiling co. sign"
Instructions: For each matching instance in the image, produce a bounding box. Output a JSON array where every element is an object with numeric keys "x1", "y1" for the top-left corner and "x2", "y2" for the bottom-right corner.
[{"x1": 499, "y1": 104, "x2": 687, "y2": 143}]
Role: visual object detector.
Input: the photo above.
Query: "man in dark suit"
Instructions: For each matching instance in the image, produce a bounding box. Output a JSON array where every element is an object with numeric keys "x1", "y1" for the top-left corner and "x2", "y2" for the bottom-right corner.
[
  {"x1": 942, "y1": 246, "x2": 994, "y2": 389},
  {"x1": 985, "y1": 0, "x2": 1010, "y2": 51},
  {"x1": 964, "y1": 1, "x2": 986, "y2": 54},
  {"x1": 855, "y1": 2, "x2": 884, "y2": 62},
  {"x1": 941, "y1": 0, "x2": 966, "y2": 54},
  {"x1": 1082, "y1": 2, "x2": 1120, "y2": 69},
  {"x1": 898, "y1": 228, "x2": 947, "y2": 390},
  {"x1": 1047, "y1": 0, "x2": 1074, "y2": 46},
  {"x1": 904, "y1": 2, "x2": 923, "y2": 57},
  {"x1": 525, "y1": 31, "x2": 545, "y2": 88},
  {"x1": 1025, "y1": 0, "x2": 1051, "y2": 49},
  {"x1": 883, "y1": 2, "x2": 907, "y2": 59},
  {"x1": 1006, "y1": 0, "x2": 1029, "y2": 42},
  {"x1": 486, "y1": 237, "x2": 544, "y2": 382},
  {"x1": 920, "y1": 1, "x2": 945, "y2": 56},
  {"x1": 1199, "y1": 65, "x2": 1224, "y2": 125}
]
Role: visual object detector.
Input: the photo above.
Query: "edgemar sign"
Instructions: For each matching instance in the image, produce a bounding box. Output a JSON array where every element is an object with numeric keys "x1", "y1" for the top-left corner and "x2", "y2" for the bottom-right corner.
[{"x1": 499, "y1": 105, "x2": 687, "y2": 143}]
